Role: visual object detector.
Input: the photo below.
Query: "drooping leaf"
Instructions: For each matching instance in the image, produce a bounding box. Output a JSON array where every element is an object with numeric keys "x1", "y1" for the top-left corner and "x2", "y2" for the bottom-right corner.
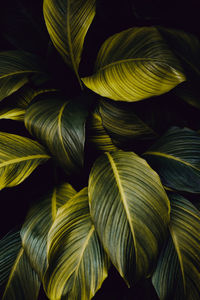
[
  {"x1": 152, "y1": 193, "x2": 200, "y2": 299},
  {"x1": 143, "y1": 127, "x2": 200, "y2": 193},
  {"x1": 87, "y1": 107, "x2": 117, "y2": 152},
  {"x1": 0, "y1": 51, "x2": 47, "y2": 101},
  {"x1": 99, "y1": 98, "x2": 157, "y2": 149},
  {"x1": 82, "y1": 27, "x2": 185, "y2": 101},
  {"x1": 0, "y1": 231, "x2": 21, "y2": 286},
  {"x1": 0, "y1": 132, "x2": 50, "y2": 190},
  {"x1": 44, "y1": 187, "x2": 109, "y2": 300},
  {"x1": 25, "y1": 92, "x2": 88, "y2": 175},
  {"x1": 2, "y1": 248, "x2": 40, "y2": 300},
  {"x1": 21, "y1": 183, "x2": 76, "y2": 279},
  {"x1": 43, "y1": 0, "x2": 96, "y2": 86},
  {"x1": 89, "y1": 150, "x2": 170, "y2": 286}
]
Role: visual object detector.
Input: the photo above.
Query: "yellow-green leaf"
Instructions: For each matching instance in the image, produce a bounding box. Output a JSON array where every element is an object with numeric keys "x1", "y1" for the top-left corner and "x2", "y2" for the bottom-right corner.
[
  {"x1": 44, "y1": 187, "x2": 109, "y2": 300},
  {"x1": 152, "y1": 193, "x2": 200, "y2": 299},
  {"x1": 0, "y1": 132, "x2": 50, "y2": 190},
  {"x1": 21, "y1": 183, "x2": 76, "y2": 279},
  {"x1": 89, "y1": 150, "x2": 170, "y2": 286},
  {"x1": 43, "y1": 0, "x2": 96, "y2": 86},
  {"x1": 25, "y1": 92, "x2": 88, "y2": 175},
  {"x1": 82, "y1": 27, "x2": 186, "y2": 101}
]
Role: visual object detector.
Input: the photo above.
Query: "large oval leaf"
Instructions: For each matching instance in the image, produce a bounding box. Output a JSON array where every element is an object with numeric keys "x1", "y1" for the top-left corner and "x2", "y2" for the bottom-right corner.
[
  {"x1": 152, "y1": 193, "x2": 200, "y2": 299},
  {"x1": 44, "y1": 187, "x2": 109, "y2": 300},
  {"x1": 43, "y1": 0, "x2": 96, "y2": 86},
  {"x1": 2, "y1": 248, "x2": 40, "y2": 300},
  {"x1": 88, "y1": 150, "x2": 170, "y2": 286},
  {"x1": 0, "y1": 132, "x2": 50, "y2": 190},
  {"x1": 25, "y1": 92, "x2": 88, "y2": 175},
  {"x1": 21, "y1": 182, "x2": 76, "y2": 279},
  {"x1": 82, "y1": 27, "x2": 185, "y2": 101},
  {"x1": 99, "y1": 98, "x2": 157, "y2": 149},
  {"x1": 0, "y1": 51, "x2": 47, "y2": 101},
  {"x1": 143, "y1": 127, "x2": 200, "y2": 193}
]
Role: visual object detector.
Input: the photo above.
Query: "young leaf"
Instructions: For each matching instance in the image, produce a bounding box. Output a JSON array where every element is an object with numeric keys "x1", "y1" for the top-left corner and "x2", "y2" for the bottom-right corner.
[
  {"x1": 152, "y1": 193, "x2": 200, "y2": 299},
  {"x1": 25, "y1": 92, "x2": 88, "y2": 175},
  {"x1": 43, "y1": 0, "x2": 96, "y2": 86},
  {"x1": 21, "y1": 183, "x2": 76, "y2": 279},
  {"x1": 82, "y1": 27, "x2": 185, "y2": 101},
  {"x1": 0, "y1": 231, "x2": 21, "y2": 286},
  {"x1": 2, "y1": 248, "x2": 40, "y2": 300},
  {"x1": 44, "y1": 187, "x2": 109, "y2": 300},
  {"x1": 0, "y1": 51, "x2": 47, "y2": 101},
  {"x1": 89, "y1": 150, "x2": 170, "y2": 286},
  {"x1": 0, "y1": 132, "x2": 50, "y2": 190},
  {"x1": 143, "y1": 127, "x2": 200, "y2": 193}
]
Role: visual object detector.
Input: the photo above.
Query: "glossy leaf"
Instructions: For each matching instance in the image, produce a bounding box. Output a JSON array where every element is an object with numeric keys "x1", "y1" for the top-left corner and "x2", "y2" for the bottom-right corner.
[
  {"x1": 2, "y1": 248, "x2": 40, "y2": 300},
  {"x1": 43, "y1": 0, "x2": 96, "y2": 86},
  {"x1": 21, "y1": 183, "x2": 76, "y2": 279},
  {"x1": 44, "y1": 187, "x2": 109, "y2": 300},
  {"x1": 99, "y1": 98, "x2": 157, "y2": 149},
  {"x1": 0, "y1": 231, "x2": 21, "y2": 286},
  {"x1": 82, "y1": 27, "x2": 185, "y2": 101},
  {"x1": 89, "y1": 150, "x2": 170, "y2": 286},
  {"x1": 0, "y1": 132, "x2": 50, "y2": 190},
  {"x1": 152, "y1": 193, "x2": 200, "y2": 299},
  {"x1": 0, "y1": 51, "x2": 47, "y2": 101},
  {"x1": 143, "y1": 127, "x2": 200, "y2": 193},
  {"x1": 87, "y1": 107, "x2": 117, "y2": 152},
  {"x1": 25, "y1": 92, "x2": 88, "y2": 175}
]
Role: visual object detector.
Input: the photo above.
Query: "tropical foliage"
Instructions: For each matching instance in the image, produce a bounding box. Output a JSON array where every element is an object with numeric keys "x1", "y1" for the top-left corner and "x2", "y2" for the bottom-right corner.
[{"x1": 0, "y1": 0, "x2": 200, "y2": 299}]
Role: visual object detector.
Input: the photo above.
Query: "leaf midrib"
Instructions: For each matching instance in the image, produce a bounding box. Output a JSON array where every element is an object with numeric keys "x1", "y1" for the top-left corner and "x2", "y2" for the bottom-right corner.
[{"x1": 0, "y1": 154, "x2": 50, "y2": 168}]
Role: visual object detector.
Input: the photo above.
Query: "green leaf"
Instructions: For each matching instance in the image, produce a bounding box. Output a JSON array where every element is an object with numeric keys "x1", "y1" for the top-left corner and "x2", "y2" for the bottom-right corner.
[
  {"x1": 0, "y1": 231, "x2": 21, "y2": 286},
  {"x1": 0, "y1": 132, "x2": 50, "y2": 190},
  {"x1": 88, "y1": 150, "x2": 170, "y2": 286},
  {"x1": 152, "y1": 193, "x2": 200, "y2": 299},
  {"x1": 87, "y1": 107, "x2": 117, "y2": 152},
  {"x1": 44, "y1": 187, "x2": 109, "y2": 300},
  {"x1": 143, "y1": 127, "x2": 200, "y2": 193},
  {"x1": 2, "y1": 248, "x2": 40, "y2": 300},
  {"x1": 82, "y1": 27, "x2": 185, "y2": 102},
  {"x1": 0, "y1": 51, "x2": 47, "y2": 101},
  {"x1": 21, "y1": 183, "x2": 76, "y2": 279},
  {"x1": 43, "y1": 0, "x2": 96, "y2": 87},
  {"x1": 25, "y1": 92, "x2": 88, "y2": 175},
  {"x1": 99, "y1": 98, "x2": 157, "y2": 149}
]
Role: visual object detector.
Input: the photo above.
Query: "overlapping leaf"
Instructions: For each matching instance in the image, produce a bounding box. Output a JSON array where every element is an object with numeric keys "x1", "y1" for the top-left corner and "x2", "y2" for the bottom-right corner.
[
  {"x1": 99, "y1": 98, "x2": 157, "y2": 149},
  {"x1": 0, "y1": 132, "x2": 50, "y2": 190},
  {"x1": 143, "y1": 127, "x2": 200, "y2": 193},
  {"x1": 2, "y1": 248, "x2": 40, "y2": 300},
  {"x1": 0, "y1": 51, "x2": 47, "y2": 101},
  {"x1": 21, "y1": 183, "x2": 76, "y2": 279},
  {"x1": 82, "y1": 27, "x2": 185, "y2": 101},
  {"x1": 89, "y1": 150, "x2": 170, "y2": 286},
  {"x1": 0, "y1": 231, "x2": 21, "y2": 286},
  {"x1": 44, "y1": 187, "x2": 109, "y2": 300},
  {"x1": 43, "y1": 0, "x2": 96, "y2": 85},
  {"x1": 25, "y1": 92, "x2": 88, "y2": 175},
  {"x1": 152, "y1": 193, "x2": 200, "y2": 299}
]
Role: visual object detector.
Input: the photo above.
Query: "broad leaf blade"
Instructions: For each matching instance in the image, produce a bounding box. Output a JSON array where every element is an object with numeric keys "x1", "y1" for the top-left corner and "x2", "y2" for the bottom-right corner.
[
  {"x1": 0, "y1": 231, "x2": 21, "y2": 286},
  {"x1": 0, "y1": 132, "x2": 50, "y2": 189},
  {"x1": 143, "y1": 127, "x2": 200, "y2": 193},
  {"x1": 25, "y1": 92, "x2": 88, "y2": 175},
  {"x1": 0, "y1": 51, "x2": 47, "y2": 101},
  {"x1": 21, "y1": 183, "x2": 76, "y2": 279},
  {"x1": 43, "y1": 0, "x2": 96, "y2": 86},
  {"x1": 152, "y1": 193, "x2": 200, "y2": 299},
  {"x1": 44, "y1": 187, "x2": 109, "y2": 300},
  {"x1": 89, "y1": 150, "x2": 170, "y2": 286},
  {"x1": 2, "y1": 248, "x2": 40, "y2": 300},
  {"x1": 82, "y1": 27, "x2": 185, "y2": 101}
]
